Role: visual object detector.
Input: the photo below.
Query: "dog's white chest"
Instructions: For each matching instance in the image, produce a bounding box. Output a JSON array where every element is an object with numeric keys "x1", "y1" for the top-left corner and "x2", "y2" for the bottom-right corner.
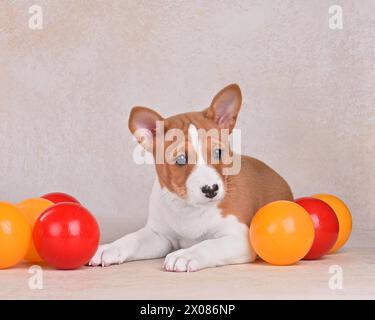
[{"x1": 148, "y1": 180, "x2": 225, "y2": 243}]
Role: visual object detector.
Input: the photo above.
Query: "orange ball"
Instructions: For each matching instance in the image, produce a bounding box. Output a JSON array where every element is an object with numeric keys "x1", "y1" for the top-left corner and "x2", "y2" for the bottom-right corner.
[
  {"x1": 250, "y1": 200, "x2": 315, "y2": 265},
  {"x1": 17, "y1": 198, "x2": 54, "y2": 262},
  {"x1": 0, "y1": 202, "x2": 31, "y2": 269},
  {"x1": 312, "y1": 194, "x2": 352, "y2": 253}
]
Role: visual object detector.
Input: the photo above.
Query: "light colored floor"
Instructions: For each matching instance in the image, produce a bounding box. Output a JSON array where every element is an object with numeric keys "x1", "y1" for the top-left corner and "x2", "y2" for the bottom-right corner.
[{"x1": 1, "y1": 230, "x2": 374, "y2": 300}]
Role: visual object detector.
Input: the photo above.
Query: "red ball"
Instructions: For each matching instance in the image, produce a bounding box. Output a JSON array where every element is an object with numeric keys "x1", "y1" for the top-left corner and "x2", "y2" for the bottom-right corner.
[
  {"x1": 41, "y1": 192, "x2": 80, "y2": 204},
  {"x1": 33, "y1": 203, "x2": 100, "y2": 269},
  {"x1": 295, "y1": 197, "x2": 339, "y2": 260}
]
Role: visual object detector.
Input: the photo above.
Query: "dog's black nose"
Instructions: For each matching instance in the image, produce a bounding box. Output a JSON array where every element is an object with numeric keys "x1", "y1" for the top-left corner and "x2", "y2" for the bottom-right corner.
[{"x1": 201, "y1": 184, "x2": 219, "y2": 199}]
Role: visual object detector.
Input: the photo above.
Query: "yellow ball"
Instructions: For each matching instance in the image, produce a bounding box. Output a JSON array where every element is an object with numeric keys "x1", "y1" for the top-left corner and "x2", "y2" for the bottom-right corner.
[
  {"x1": 17, "y1": 198, "x2": 54, "y2": 262},
  {"x1": 250, "y1": 200, "x2": 314, "y2": 265},
  {"x1": 0, "y1": 202, "x2": 31, "y2": 269},
  {"x1": 312, "y1": 194, "x2": 352, "y2": 253}
]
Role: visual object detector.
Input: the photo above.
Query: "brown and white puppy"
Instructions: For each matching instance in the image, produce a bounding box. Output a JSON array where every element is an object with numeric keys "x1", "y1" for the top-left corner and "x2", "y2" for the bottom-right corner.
[{"x1": 89, "y1": 84, "x2": 293, "y2": 272}]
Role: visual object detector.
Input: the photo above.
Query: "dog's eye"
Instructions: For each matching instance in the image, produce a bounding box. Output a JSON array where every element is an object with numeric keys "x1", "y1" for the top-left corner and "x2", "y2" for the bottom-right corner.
[
  {"x1": 213, "y1": 149, "x2": 223, "y2": 160},
  {"x1": 175, "y1": 154, "x2": 187, "y2": 166}
]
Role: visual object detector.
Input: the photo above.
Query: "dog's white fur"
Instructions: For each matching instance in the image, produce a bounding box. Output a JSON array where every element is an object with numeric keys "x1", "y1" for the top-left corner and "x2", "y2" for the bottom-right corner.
[{"x1": 89, "y1": 124, "x2": 254, "y2": 271}]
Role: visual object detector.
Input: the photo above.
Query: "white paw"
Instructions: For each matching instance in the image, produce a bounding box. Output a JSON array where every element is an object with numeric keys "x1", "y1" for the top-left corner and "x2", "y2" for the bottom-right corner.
[
  {"x1": 163, "y1": 249, "x2": 202, "y2": 272},
  {"x1": 88, "y1": 244, "x2": 126, "y2": 267}
]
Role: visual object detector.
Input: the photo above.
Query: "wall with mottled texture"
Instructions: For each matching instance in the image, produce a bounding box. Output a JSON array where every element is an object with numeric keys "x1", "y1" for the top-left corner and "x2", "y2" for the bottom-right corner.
[{"x1": 1, "y1": 0, "x2": 374, "y2": 243}]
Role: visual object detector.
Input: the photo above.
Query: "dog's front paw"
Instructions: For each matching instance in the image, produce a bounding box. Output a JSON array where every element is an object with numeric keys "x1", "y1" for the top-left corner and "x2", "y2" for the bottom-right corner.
[
  {"x1": 163, "y1": 249, "x2": 203, "y2": 272},
  {"x1": 88, "y1": 244, "x2": 126, "y2": 267}
]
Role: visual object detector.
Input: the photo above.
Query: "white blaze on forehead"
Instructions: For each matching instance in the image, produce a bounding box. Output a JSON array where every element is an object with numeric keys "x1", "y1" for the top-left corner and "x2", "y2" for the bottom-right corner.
[
  {"x1": 188, "y1": 124, "x2": 205, "y2": 165},
  {"x1": 186, "y1": 124, "x2": 225, "y2": 205}
]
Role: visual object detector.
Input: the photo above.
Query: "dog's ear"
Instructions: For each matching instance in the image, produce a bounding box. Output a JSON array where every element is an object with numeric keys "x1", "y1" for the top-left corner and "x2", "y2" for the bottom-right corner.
[
  {"x1": 128, "y1": 106, "x2": 164, "y2": 151},
  {"x1": 205, "y1": 84, "x2": 242, "y2": 133}
]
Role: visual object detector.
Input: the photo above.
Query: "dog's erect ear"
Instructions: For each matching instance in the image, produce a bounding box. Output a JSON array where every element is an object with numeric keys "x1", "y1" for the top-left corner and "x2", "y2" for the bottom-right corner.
[
  {"x1": 128, "y1": 106, "x2": 164, "y2": 151},
  {"x1": 205, "y1": 84, "x2": 242, "y2": 133}
]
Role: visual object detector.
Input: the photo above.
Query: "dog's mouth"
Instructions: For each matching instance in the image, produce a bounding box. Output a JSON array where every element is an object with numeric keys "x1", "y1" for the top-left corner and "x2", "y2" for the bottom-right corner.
[{"x1": 195, "y1": 192, "x2": 224, "y2": 206}]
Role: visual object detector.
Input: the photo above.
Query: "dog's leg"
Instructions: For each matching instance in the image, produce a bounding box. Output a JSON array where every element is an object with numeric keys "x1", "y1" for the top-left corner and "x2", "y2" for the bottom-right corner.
[
  {"x1": 89, "y1": 227, "x2": 172, "y2": 267},
  {"x1": 164, "y1": 232, "x2": 255, "y2": 272}
]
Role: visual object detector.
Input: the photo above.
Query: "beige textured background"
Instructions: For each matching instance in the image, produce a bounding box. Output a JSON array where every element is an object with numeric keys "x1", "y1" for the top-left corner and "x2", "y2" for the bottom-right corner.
[{"x1": 1, "y1": 0, "x2": 374, "y2": 243}]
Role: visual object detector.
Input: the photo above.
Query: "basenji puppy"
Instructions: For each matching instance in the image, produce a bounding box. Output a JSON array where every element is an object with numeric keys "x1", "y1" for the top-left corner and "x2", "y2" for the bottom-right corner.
[{"x1": 89, "y1": 84, "x2": 293, "y2": 272}]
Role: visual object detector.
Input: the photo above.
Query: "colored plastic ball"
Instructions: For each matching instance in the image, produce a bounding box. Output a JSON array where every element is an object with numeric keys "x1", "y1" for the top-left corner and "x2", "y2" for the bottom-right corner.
[
  {"x1": 295, "y1": 197, "x2": 339, "y2": 259},
  {"x1": 0, "y1": 202, "x2": 31, "y2": 269},
  {"x1": 41, "y1": 192, "x2": 80, "y2": 204},
  {"x1": 17, "y1": 198, "x2": 54, "y2": 262},
  {"x1": 312, "y1": 194, "x2": 352, "y2": 253},
  {"x1": 249, "y1": 200, "x2": 314, "y2": 266},
  {"x1": 33, "y1": 203, "x2": 100, "y2": 270}
]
